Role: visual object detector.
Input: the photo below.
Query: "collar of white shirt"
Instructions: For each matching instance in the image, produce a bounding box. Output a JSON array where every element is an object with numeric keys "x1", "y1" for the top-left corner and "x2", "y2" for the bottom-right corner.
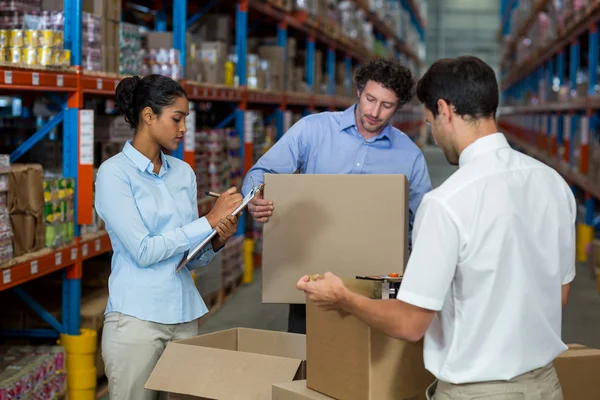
[{"x1": 458, "y1": 133, "x2": 510, "y2": 168}]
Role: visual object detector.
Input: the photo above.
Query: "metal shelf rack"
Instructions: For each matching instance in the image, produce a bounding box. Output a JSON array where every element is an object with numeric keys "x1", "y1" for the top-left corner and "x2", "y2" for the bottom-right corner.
[
  {"x1": 498, "y1": 0, "x2": 600, "y2": 289},
  {"x1": 0, "y1": 0, "x2": 427, "y2": 342}
]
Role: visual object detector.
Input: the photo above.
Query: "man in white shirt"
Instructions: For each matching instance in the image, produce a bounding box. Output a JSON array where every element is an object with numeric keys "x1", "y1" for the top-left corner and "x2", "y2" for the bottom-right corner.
[{"x1": 296, "y1": 56, "x2": 575, "y2": 399}]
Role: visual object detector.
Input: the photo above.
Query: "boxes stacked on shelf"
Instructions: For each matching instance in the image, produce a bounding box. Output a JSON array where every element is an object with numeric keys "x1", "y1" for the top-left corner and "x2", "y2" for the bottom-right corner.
[
  {"x1": 222, "y1": 235, "x2": 244, "y2": 287},
  {"x1": 226, "y1": 129, "x2": 242, "y2": 190},
  {"x1": 43, "y1": 174, "x2": 75, "y2": 248},
  {"x1": 0, "y1": 9, "x2": 71, "y2": 68},
  {"x1": 141, "y1": 32, "x2": 185, "y2": 80},
  {"x1": 119, "y1": 22, "x2": 142, "y2": 75},
  {"x1": 8, "y1": 163, "x2": 45, "y2": 258},
  {"x1": 194, "y1": 129, "x2": 231, "y2": 199},
  {"x1": 0, "y1": 345, "x2": 66, "y2": 400},
  {"x1": 0, "y1": 156, "x2": 12, "y2": 265}
]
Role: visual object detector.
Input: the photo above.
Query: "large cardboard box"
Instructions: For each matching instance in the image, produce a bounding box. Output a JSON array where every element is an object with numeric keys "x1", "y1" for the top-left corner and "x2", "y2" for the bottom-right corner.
[
  {"x1": 146, "y1": 328, "x2": 306, "y2": 399},
  {"x1": 262, "y1": 174, "x2": 408, "y2": 304},
  {"x1": 554, "y1": 344, "x2": 600, "y2": 400},
  {"x1": 306, "y1": 280, "x2": 434, "y2": 400},
  {"x1": 8, "y1": 164, "x2": 45, "y2": 257},
  {"x1": 273, "y1": 381, "x2": 334, "y2": 400}
]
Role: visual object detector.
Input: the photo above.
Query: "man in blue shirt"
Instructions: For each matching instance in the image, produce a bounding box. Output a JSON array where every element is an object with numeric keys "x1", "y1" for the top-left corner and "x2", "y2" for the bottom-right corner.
[{"x1": 241, "y1": 58, "x2": 432, "y2": 334}]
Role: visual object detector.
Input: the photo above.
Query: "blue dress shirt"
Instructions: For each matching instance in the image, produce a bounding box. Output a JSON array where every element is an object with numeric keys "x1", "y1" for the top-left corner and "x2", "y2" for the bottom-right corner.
[
  {"x1": 95, "y1": 141, "x2": 217, "y2": 324},
  {"x1": 242, "y1": 104, "x2": 432, "y2": 236}
]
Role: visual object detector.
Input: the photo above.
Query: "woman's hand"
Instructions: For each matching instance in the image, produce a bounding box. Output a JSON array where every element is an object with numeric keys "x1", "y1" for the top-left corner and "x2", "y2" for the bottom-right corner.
[
  {"x1": 206, "y1": 187, "x2": 243, "y2": 228},
  {"x1": 211, "y1": 215, "x2": 239, "y2": 251}
]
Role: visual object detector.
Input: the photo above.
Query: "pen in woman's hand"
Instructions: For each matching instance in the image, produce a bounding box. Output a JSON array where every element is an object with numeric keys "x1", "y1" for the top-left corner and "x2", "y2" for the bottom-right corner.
[{"x1": 205, "y1": 191, "x2": 220, "y2": 198}]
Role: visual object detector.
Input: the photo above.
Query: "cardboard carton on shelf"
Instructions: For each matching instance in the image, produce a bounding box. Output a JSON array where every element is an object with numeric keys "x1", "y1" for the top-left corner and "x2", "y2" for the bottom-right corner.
[
  {"x1": 305, "y1": 279, "x2": 434, "y2": 400},
  {"x1": 261, "y1": 174, "x2": 408, "y2": 304},
  {"x1": 8, "y1": 164, "x2": 45, "y2": 257},
  {"x1": 146, "y1": 328, "x2": 306, "y2": 400}
]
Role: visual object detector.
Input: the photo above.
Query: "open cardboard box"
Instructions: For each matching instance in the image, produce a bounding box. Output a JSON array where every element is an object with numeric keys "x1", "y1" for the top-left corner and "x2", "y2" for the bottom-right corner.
[
  {"x1": 554, "y1": 343, "x2": 600, "y2": 400},
  {"x1": 272, "y1": 381, "x2": 334, "y2": 400},
  {"x1": 306, "y1": 279, "x2": 434, "y2": 400},
  {"x1": 262, "y1": 174, "x2": 409, "y2": 304},
  {"x1": 146, "y1": 328, "x2": 306, "y2": 399}
]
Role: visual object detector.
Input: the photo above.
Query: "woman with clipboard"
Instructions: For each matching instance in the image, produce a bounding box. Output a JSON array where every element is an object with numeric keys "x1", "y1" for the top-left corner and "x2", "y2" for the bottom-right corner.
[{"x1": 94, "y1": 74, "x2": 242, "y2": 400}]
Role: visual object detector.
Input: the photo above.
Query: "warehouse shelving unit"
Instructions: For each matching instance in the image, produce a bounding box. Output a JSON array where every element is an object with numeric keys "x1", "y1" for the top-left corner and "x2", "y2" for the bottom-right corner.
[
  {"x1": 0, "y1": 0, "x2": 426, "y2": 349},
  {"x1": 498, "y1": 0, "x2": 600, "y2": 290}
]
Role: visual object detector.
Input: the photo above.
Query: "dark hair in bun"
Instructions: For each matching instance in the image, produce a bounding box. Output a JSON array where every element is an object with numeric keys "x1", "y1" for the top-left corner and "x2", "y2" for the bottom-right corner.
[{"x1": 115, "y1": 74, "x2": 187, "y2": 131}]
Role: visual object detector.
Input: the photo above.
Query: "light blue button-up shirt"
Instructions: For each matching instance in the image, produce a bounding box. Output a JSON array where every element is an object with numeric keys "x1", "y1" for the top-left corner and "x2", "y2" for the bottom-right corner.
[
  {"x1": 242, "y1": 104, "x2": 432, "y2": 237},
  {"x1": 95, "y1": 141, "x2": 217, "y2": 324}
]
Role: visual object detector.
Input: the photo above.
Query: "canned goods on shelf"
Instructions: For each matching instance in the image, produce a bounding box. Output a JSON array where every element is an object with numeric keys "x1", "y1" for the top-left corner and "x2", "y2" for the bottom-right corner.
[
  {"x1": 0, "y1": 30, "x2": 8, "y2": 47},
  {"x1": 38, "y1": 47, "x2": 53, "y2": 66},
  {"x1": 0, "y1": 48, "x2": 6, "y2": 63},
  {"x1": 9, "y1": 29, "x2": 23, "y2": 47},
  {"x1": 8, "y1": 46, "x2": 20, "y2": 63},
  {"x1": 38, "y1": 30, "x2": 54, "y2": 47},
  {"x1": 22, "y1": 47, "x2": 37, "y2": 65},
  {"x1": 53, "y1": 30, "x2": 63, "y2": 48},
  {"x1": 24, "y1": 29, "x2": 40, "y2": 47}
]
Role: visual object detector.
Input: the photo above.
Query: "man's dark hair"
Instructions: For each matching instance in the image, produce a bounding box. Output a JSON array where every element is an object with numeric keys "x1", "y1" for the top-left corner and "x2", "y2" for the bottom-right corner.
[
  {"x1": 416, "y1": 56, "x2": 499, "y2": 121},
  {"x1": 354, "y1": 58, "x2": 415, "y2": 107}
]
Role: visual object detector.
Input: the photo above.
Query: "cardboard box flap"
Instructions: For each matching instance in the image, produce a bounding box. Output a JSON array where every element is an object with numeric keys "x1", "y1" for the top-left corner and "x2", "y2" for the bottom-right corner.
[
  {"x1": 176, "y1": 327, "x2": 237, "y2": 350},
  {"x1": 238, "y1": 328, "x2": 306, "y2": 360},
  {"x1": 273, "y1": 381, "x2": 335, "y2": 400},
  {"x1": 146, "y1": 342, "x2": 303, "y2": 399}
]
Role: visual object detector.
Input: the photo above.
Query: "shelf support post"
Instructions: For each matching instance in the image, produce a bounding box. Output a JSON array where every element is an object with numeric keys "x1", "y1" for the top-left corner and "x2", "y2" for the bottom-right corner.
[
  {"x1": 589, "y1": 24, "x2": 599, "y2": 96},
  {"x1": 277, "y1": 20, "x2": 287, "y2": 141},
  {"x1": 236, "y1": 0, "x2": 248, "y2": 237},
  {"x1": 63, "y1": 0, "x2": 83, "y2": 338},
  {"x1": 171, "y1": 0, "x2": 187, "y2": 160}
]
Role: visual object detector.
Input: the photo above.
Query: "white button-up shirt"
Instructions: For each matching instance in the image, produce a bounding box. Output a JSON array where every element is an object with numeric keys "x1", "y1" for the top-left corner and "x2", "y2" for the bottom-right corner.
[{"x1": 397, "y1": 133, "x2": 576, "y2": 384}]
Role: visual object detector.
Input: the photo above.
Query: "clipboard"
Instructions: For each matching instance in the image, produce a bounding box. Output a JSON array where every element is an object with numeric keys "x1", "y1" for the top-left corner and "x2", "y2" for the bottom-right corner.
[{"x1": 176, "y1": 184, "x2": 264, "y2": 272}]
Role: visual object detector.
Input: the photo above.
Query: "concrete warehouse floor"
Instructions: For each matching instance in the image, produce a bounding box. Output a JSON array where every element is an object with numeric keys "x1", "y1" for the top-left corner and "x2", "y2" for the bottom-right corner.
[{"x1": 98, "y1": 146, "x2": 600, "y2": 399}]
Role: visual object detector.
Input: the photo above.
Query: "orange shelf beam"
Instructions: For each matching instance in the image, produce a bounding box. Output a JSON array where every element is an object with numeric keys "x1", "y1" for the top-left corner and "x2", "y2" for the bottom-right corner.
[
  {"x1": 0, "y1": 67, "x2": 77, "y2": 92},
  {"x1": 0, "y1": 231, "x2": 112, "y2": 292}
]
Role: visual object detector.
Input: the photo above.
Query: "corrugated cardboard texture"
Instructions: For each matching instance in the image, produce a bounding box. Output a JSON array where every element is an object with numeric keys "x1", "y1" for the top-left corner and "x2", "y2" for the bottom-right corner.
[
  {"x1": 306, "y1": 280, "x2": 433, "y2": 400},
  {"x1": 262, "y1": 174, "x2": 408, "y2": 304},
  {"x1": 272, "y1": 381, "x2": 334, "y2": 400},
  {"x1": 146, "y1": 328, "x2": 306, "y2": 400},
  {"x1": 554, "y1": 344, "x2": 600, "y2": 400},
  {"x1": 8, "y1": 164, "x2": 45, "y2": 257}
]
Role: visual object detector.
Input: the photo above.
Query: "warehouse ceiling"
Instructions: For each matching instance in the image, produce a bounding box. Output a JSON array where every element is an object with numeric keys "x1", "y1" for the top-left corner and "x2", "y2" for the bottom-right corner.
[{"x1": 425, "y1": 0, "x2": 500, "y2": 75}]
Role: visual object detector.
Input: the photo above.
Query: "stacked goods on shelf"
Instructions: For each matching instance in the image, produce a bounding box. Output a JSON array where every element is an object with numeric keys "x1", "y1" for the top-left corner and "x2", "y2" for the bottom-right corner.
[
  {"x1": 20, "y1": 10, "x2": 99, "y2": 71},
  {"x1": 0, "y1": 345, "x2": 66, "y2": 400},
  {"x1": 0, "y1": 156, "x2": 12, "y2": 265},
  {"x1": 119, "y1": 22, "x2": 142, "y2": 76},
  {"x1": 222, "y1": 235, "x2": 244, "y2": 288},
  {"x1": 140, "y1": 48, "x2": 183, "y2": 81},
  {"x1": 43, "y1": 174, "x2": 75, "y2": 248},
  {"x1": 0, "y1": 10, "x2": 70, "y2": 68},
  {"x1": 38, "y1": 0, "x2": 121, "y2": 73},
  {"x1": 7, "y1": 163, "x2": 45, "y2": 258},
  {"x1": 194, "y1": 129, "x2": 231, "y2": 199},
  {"x1": 226, "y1": 129, "x2": 242, "y2": 190},
  {"x1": 141, "y1": 32, "x2": 184, "y2": 80}
]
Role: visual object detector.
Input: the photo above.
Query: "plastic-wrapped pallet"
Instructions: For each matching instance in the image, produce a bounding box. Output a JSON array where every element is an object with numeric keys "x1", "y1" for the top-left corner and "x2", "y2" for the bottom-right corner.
[
  {"x1": 43, "y1": 174, "x2": 75, "y2": 248},
  {"x1": 119, "y1": 22, "x2": 143, "y2": 76},
  {"x1": 0, "y1": 155, "x2": 12, "y2": 266},
  {"x1": 0, "y1": 345, "x2": 67, "y2": 400},
  {"x1": 222, "y1": 235, "x2": 244, "y2": 287}
]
